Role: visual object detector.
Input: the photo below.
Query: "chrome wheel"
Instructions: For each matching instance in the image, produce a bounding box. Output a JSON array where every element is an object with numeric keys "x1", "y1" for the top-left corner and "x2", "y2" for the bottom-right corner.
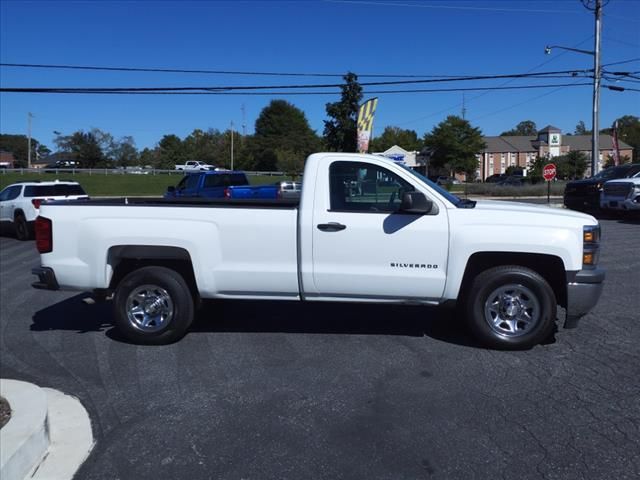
[
  {"x1": 125, "y1": 284, "x2": 174, "y2": 333},
  {"x1": 484, "y1": 284, "x2": 540, "y2": 338}
]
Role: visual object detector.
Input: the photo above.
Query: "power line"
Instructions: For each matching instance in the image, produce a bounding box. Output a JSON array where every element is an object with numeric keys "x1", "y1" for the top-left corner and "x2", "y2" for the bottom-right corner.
[
  {"x1": 0, "y1": 82, "x2": 593, "y2": 96},
  {"x1": 601, "y1": 57, "x2": 640, "y2": 67},
  {"x1": 0, "y1": 62, "x2": 461, "y2": 79},
  {"x1": 0, "y1": 70, "x2": 590, "y2": 94},
  {"x1": 395, "y1": 36, "x2": 595, "y2": 127},
  {"x1": 324, "y1": 0, "x2": 577, "y2": 14},
  {"x1": 0, "y1": 62, "x2": 597, "y2": 80}
]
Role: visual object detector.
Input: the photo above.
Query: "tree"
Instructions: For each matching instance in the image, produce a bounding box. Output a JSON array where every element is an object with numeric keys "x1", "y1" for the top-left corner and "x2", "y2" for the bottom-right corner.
[
  {"x1": 423, "y1": 116, "x2": 486, "y2": 176},
  {"x1": 600, "y1": 115, "x2": 640, "y2": 163},
  {"x1": 157, "y1": 134, "x2": 186, "y2": 169},
  {"x1": 250, "y1": 100, "x2": 320, "y2": 171},
  {"x1": 500, "y1": 120, "x2": 537, "y2": 136},
  {"x1": 574, "y1": 120, "x2": 590, "y2": 135},
  {"x1": 275, "y1": 149, "x2": 305, "y2": 179},
  {"x1": 0, "y1": 134, "x2": 46, "y2": 167},
  {"x1": 111, "y1": 136, "x2": 139, "y2": 167},
  {"x1": 369, "y1": 127, "x2": 422, "y2": 152},
  {"x1": 323, "y1": 72, "x2": 363, "y2": 152},
  {"x1": 54, "y1": 130, "x2": 104, "y2": 168},
  {"x1": 527, "y1": 156, "x2": 546, "y2": 183},
  {"x1": 555, "y1": 151, "x2": 588, "y2": 180},
  {"x1": 603, "y1": 154, "x2": 631, "y2": 168}
]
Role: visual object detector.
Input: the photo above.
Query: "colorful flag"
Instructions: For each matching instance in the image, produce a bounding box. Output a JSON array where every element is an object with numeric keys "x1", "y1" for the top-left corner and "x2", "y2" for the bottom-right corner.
[
  {"x1": 357, "y1": 97, "x2": 378, "y2": 153},
  {"x1": 611, "y1": 120, "x2": 620, "y2": 166}
]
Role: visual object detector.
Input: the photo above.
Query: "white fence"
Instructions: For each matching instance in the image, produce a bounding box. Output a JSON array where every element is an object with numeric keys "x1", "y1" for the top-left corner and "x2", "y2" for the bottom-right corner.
[{"x1": 0, "y1": 168, "x2": 286, "y2": 177}]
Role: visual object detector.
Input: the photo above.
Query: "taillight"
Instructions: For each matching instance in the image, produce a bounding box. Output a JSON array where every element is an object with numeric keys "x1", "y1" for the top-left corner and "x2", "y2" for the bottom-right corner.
[
  {"x1": 35, "y1": 216, "x2": 52, "y2": 253},
  {"x1": 224, "y1": 188, "x2": 231, "y2": 199},
  {"x1": 32, "y1": 199, "x2": 42, "y2": 209}
]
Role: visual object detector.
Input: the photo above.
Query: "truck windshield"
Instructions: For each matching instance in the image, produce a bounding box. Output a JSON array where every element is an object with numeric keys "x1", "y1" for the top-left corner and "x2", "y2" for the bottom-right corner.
[{"x1": 398, "y1": 164, "x2": 462, "y2": 206}]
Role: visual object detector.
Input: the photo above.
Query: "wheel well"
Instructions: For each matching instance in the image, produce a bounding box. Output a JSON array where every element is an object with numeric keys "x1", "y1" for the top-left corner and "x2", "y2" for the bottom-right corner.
[
  {"x1": 460, "y1": 252, "x2": 567, "y2": 308},
  {"x1": 14, "y1": 209, "x2": 25, "y2": 220},
  {"x1": 107, "y1": 246, "x2": 199, "y2": 302}
]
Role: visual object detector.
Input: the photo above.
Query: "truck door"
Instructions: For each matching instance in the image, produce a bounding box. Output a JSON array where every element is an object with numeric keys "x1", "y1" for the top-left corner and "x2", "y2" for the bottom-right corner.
[{"x1": 310, "y1": 160, "x2": 449, "y2": 301}]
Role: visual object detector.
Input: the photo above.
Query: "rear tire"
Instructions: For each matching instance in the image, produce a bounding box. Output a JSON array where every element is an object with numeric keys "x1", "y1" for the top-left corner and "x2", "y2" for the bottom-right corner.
[
  {"x1": 465, "y1": 265, "x2": 557, "y2": 350},
  {"x1": 113, "y1": 266, "x2": 194, "y2": 345},
  {"x1": 14, "y1": 215, "x2": 30, "y2": 241}
]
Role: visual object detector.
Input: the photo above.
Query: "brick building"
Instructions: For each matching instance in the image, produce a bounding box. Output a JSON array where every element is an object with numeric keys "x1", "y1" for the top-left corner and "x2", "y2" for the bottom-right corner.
[
  {"x1": 0, "y1": 150, "x2": 16, "y2": 168},
  {"x1": 476, "y1": 125, "x2": 633, "y2": 180}
]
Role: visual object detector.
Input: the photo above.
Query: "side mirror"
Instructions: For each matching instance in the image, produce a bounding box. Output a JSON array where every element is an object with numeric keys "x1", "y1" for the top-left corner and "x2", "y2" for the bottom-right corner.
[
  {"x1": 400, "y1": 191, "x2": 434, "y2": 214},
  {"x1": 166, "y1": 186, "x2": 175, "y2": 193}
]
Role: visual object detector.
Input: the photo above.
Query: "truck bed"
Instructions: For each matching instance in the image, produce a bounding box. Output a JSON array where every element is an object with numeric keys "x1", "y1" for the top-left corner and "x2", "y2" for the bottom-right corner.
[{"x1": 46, "y1": 197, "x2": 300, "y2": 209}]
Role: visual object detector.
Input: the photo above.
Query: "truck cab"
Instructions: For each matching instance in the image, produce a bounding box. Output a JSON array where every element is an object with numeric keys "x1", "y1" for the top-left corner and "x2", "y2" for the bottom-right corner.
[{"x1": 164, "y1": 171, "x2": 250, "y2": 198}]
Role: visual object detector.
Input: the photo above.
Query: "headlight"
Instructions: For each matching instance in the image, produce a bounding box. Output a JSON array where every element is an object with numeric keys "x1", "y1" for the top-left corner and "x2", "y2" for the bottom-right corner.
[{"x1": 583, "y1": 225, "x2": 601, "y2": 268}]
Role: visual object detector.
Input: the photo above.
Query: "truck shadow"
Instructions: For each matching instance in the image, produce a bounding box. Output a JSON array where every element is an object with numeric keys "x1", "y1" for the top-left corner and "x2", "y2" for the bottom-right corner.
[
  {"x1": 31, "y1": 294, "x2": 113, "y2": 334},
  {"x1": 193, "y1": 300, "x2": 483, "y2": 347},
  {"x1": 30, "y1": 294, "x2": 487, "y2": 348}
]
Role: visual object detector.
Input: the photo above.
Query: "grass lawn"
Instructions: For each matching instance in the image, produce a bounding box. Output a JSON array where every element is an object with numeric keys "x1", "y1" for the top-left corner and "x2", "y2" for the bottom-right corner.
[{"x1": 0, "y1": 171, "x2": 290, "y2": 197}]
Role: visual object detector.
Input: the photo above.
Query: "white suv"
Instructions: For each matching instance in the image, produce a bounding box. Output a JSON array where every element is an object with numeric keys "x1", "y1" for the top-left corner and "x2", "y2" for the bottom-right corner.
[{"x1": 0, "y1": 180, "x2": 88, "y2": 240}]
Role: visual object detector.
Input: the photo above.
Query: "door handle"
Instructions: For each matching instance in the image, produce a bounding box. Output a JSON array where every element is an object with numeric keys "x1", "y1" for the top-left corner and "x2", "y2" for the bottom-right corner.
[{"x1": 317, "y1": 222, "x2": 347, "y2": 232}]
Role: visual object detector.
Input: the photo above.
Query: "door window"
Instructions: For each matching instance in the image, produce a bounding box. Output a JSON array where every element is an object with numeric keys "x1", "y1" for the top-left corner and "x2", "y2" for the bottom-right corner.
[
  {"x1": 329, "y1": 161, "x2": 414, "y2": 212},
  {"x1": 177, "y1": 175, "x2": 200, "y2": 191},
  {"x1": 0, "y1": 185, "x2": 22, "y2": 201}
]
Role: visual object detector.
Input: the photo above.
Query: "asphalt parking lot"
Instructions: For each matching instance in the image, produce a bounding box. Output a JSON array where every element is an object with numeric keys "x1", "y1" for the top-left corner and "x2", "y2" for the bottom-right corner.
[{"x1": 1, "y1": 212, "x2": 639, "y2": 480}]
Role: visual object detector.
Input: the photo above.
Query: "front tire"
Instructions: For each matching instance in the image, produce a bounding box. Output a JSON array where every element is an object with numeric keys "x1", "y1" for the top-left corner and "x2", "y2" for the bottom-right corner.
[
  {"x1": 113, "y1": 266, "x2": 194, "y2": 345},
  {"x1": 465, "y1": 266, "x2": 557, "y2": 350}
]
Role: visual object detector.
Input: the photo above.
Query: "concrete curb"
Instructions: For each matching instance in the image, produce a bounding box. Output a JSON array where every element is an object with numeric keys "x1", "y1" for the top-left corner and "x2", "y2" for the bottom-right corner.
[
  {"x1": 0, "y1": 379, "x2": 94, "y2": 480},
  {"x1": 1, "y1": 380, "x2": 49, "y2": 480}
]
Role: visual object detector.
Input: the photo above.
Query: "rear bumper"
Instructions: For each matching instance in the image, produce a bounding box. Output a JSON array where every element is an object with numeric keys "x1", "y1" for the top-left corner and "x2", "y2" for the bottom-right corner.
[
  {"x1": 32, "y1": 266, "x2": 59, "y2": 290},
  {"x1": 564, "y1": 268, "x2": 605, "y2": 328}
]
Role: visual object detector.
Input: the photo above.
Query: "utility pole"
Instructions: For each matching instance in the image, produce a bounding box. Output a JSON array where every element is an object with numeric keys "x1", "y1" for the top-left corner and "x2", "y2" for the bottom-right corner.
[
  {"x1": 241, "y1": 104, "x2": 246, "y2": 137},
  {"x1": 230, "y1": 120, "x2": 234, "y2": 171},
  {"x1": 461, "y1": 94, "x2": 466, "y2": 120},
  {"x1": 591, "y1": 0, "x2": 602, "y2": 176},
  {"x1": 27, "y1": 112, "x2": 34, "y2": 169}
]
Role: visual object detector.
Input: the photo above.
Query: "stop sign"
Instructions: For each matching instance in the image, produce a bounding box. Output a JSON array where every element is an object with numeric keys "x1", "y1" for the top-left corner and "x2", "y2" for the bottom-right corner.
[{"x1": 543, "y1": 163, "x2": 556, "y2": 181}]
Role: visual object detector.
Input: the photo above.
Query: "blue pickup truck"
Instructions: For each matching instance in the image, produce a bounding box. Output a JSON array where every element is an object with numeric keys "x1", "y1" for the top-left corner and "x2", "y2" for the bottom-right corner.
[{"x1": 164, "y1": 171, "x2": 280, "y2": 199}]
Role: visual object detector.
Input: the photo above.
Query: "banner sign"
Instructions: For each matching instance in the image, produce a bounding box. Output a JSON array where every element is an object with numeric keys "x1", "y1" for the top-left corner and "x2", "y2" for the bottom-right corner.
[{"x1": 357, "y1": 97, "x2": 378, "y2": 153}]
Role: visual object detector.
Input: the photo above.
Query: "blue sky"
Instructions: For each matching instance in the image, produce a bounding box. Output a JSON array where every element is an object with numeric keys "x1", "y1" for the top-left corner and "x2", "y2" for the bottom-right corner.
[{"x1": 1, "y1": 0, "x2": 639, "y2": 151}]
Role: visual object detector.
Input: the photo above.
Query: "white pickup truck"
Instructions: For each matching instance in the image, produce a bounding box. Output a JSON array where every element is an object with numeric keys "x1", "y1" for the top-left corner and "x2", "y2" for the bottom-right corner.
[
  {"x1": 32, "y1": 153, "x2": 605, "y2": 349},
  {"x1": 174, "y1": 160, "x2": 214, "y2": 171}
]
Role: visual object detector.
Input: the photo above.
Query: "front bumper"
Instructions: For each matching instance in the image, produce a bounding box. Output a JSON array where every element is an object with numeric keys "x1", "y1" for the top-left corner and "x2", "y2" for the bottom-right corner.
[
  {"x1": 32, "y1": 266, "x2": 59, "y2": 290},
  {"x1": 564, "y1": 193, "x2": 600, "y2": 211},
  {"x1": 564, "y1": 268, "x2": 605, "y2": 328}
]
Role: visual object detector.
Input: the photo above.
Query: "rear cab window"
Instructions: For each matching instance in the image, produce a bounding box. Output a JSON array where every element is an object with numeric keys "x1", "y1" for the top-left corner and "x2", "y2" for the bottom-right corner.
[
  {"x1": 203, "y1": 173, "x2": 249, "y2": 188},
  {"x1": 24, "y1": 184, "x2": 86, "y2": 197}
]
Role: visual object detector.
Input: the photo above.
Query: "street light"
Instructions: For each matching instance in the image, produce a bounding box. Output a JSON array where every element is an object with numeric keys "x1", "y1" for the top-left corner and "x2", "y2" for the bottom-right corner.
[
  {"x1": 545, "y1": 43, "x2": 601, "y2": 176},
  {"x1": 544, "y1": 45, "x2": 594, "y2": 57}
]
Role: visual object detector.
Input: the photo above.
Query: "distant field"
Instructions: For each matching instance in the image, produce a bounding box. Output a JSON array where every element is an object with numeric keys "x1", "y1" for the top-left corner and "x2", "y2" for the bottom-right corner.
[{"x1": 0, "y1": 171, "x2": 290, "y2": 196}]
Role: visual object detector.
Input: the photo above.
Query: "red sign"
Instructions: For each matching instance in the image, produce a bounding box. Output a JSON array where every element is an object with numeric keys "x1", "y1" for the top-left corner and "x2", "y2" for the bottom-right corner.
[{"x1": 543, "y1": 163, "x2": 557, "y2": 181}]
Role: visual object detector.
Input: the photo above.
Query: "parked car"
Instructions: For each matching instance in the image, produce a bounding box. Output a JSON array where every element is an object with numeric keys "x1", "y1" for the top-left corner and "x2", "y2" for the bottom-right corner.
[
  {"x1": 174, "y1": 161, "x2": 215, "y2": 171},
  {"x1": 164, "y1": 170, "x2": 279, "y2": 200},
  {"x1": 564, "y1": 163, "x2": 640, "y2": 212},
  {"x1": 485, "y1": 174, "x2": 507, "y2": 183},
  {"x1": 0, "y1": 180, "x2": 88, "y2": 240},
  {"x1": 277, "y1": 181, "x2": 302, "y2": 199},
  {"x1": 435, "y1": 176, "x2": 461, "y2": 186},
  {"x1": 600, "y1": 171, "x2": 640, "y2": 215},
  {"x1": 33, "y1": 152, "x2": 604, "y2": 349},
  {"x1": 496, "y1": 175, "x2": 526, "y2": 187}
]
